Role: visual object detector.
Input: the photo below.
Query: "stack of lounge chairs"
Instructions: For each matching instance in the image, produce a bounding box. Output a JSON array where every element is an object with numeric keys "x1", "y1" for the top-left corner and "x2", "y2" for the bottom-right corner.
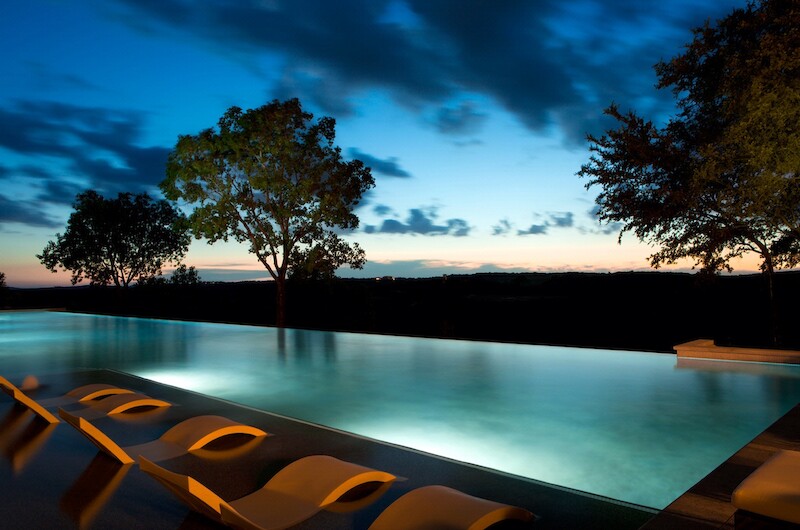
[{"x1": 0, "y1": 373, "x2": 536, "y2": 529}]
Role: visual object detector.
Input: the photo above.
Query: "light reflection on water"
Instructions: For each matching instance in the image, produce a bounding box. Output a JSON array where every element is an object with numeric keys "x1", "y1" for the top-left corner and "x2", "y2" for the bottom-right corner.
[{"x1": 3, "y1": 311, "x2": 800, "y2": 509}]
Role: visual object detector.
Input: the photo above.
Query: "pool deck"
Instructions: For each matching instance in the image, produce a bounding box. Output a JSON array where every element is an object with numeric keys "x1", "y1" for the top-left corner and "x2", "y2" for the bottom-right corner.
[{"x1": 0, "y1": 369, "x2": 654, "y2": 529}]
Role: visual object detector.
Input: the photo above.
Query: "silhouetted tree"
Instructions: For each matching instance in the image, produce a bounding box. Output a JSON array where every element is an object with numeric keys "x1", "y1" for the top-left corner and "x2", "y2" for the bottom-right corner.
[
  {"x1": 38, "y1": 191, "x2": 191, "y2": 287},
  {"x1": 579, "y1": 0, "x2": 800, "y2": 344},
  {"x1": 162, "y1": 99, "x2": 374, "y2": 326},
  {"x1": 0, "y1": 271, "x2": 5, "y2": 289},
  {"x1": 139, "y1": 264, "x2": 201, "y2": 286},
  {"x1": 288, "y1": 232, "x2": 366, "y2": 281},
  {"x1": 169, "y1": 264, "x2": 202, "y2": 285}
]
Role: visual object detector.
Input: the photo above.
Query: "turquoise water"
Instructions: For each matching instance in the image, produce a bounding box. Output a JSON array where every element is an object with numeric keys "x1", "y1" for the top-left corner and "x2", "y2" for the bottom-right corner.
[{"x1": 3, "y1": 310, "x2": 800, "y2": 509}]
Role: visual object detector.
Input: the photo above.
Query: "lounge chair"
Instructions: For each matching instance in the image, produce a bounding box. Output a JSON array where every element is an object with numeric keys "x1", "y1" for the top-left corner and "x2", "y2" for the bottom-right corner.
[
  {"x1": 0, "y1": 375, "x2": 61, "y2": 424},
  {"x1": 64, "y1": 392, "x2": 171, "y2": 420},
  {"x1": 0, "y1": 375, "x2": 147, "y2": 424},
  {"x1": 38, "y1": 383, "x2": 135, "y2": 408},
  {"x1": 369, "y1": 485, "x2": 535, "y2": 530},
  {"x1": 139, "y1": 454, "x2": 396, "y2": 530},
  {"x1": 731, "y1": 449, "x2": 800, "y2": 524},
  {"x1": 59, "y1": 410, "x2": 269, "y2": 464}
]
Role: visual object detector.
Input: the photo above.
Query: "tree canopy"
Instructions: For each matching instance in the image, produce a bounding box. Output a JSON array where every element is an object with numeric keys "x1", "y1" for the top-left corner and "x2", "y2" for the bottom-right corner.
[
  {"x1": 161, "y1": 98, "x2": 374, "y2": 325},
  {"x1": 579, "y1": 0, "x2": 800, "y2": 277},
  {"x1": 139, "y1": 263, "x2": 202, "y2": 286},
  {"x1": 38, "y1": 190, "x2": 191, "y2": 287}
]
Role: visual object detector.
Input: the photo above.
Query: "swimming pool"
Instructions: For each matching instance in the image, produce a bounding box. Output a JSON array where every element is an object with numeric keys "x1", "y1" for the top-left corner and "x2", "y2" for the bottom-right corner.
[{"x1": 3, "y1": 310, "x2": 800, "y2": 509}]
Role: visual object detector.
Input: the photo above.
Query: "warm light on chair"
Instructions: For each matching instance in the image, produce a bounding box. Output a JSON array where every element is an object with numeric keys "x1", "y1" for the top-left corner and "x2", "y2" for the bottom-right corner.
[
  {"x1": 59, "y1": 410, "x2": 270, "y2": 464},
  {"x1": 732, "y1": 449, "x2": 800, "y2": 524},
  {"x1": 139, "y1": 454, "x2": 396, "y2": 530},
  {"x1": 368, "y1": 485, "x2": 535, "y2": 530}
]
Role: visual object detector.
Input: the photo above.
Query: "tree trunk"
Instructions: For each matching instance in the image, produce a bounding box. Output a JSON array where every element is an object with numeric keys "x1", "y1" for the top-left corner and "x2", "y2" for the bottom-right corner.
[
  {"x1": 763, "y1": 256, "x2": 779, "y2": 347},
  {"x1": 275, "y1": 275, "x2": 287, "y2": 328}
]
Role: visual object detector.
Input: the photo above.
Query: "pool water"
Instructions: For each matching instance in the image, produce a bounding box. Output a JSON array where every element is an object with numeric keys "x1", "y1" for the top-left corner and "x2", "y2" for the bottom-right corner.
[{"x1": 3, "y1": 311, "x2": 800, "y2": 509}]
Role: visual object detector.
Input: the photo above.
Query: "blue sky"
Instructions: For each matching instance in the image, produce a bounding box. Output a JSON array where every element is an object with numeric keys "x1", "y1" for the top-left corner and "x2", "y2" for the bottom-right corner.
[{"x1": 0, "y1": 0, "x2": 752, "y2": 287}]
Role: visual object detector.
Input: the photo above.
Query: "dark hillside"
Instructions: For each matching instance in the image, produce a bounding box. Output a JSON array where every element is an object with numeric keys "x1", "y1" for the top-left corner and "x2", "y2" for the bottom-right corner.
[{"x1": 5, "y1": 271, "x2": 799, "y2": 353}]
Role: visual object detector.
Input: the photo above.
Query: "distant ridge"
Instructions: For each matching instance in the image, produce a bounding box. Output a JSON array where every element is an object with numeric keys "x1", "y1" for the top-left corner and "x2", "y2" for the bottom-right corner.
[{"x1": 4, "y1": 271, "x2": 799, "y2": 352}]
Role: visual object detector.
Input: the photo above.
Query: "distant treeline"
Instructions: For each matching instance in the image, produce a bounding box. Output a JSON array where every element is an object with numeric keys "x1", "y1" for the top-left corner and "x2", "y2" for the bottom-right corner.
[{"x1": 5, "y1": 271, "x2": 799, "y2": 353}]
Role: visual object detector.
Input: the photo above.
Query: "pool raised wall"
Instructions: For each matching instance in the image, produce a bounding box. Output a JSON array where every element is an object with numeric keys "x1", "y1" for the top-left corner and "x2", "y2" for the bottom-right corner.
[{"x1": 675, "y1": 339, "x2": 800, "y2": 364}]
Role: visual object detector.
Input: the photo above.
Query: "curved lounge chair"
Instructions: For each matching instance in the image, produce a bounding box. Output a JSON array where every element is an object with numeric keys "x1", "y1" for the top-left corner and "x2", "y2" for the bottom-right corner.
[
  {"x1": 368, "y1": 485, "x2": 535, "y2": 530},
  {"x1": 59, "y1": 410, "x2": 269, "y2": 465},
  {"x1": 732, "y1": 449, "x2": 800, "y2": 524},
  {"x1": 66, "y1": 392, "x2": 171, "y2": 420},
  {"x1": 0, "y1": 376, "x2": 60, "y2": 424},
  {"x1": 38, "y1": 383, "x2": 135, "y2": 408},
  {"x1": 0, "y1": 376, "x2": 142, "y2": 424},
  {"x1": 139, "y1": 454, "x2": 395, "y2": 530}
]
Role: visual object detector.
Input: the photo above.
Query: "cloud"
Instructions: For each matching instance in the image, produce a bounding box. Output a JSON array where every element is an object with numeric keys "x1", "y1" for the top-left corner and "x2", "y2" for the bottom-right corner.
[
  {"x1": 337, "y1": 258, "x2": 648, "y2": 278},
  {"x1": 338, "y1": 259, "x2": 539, "y2": 278},
  {"x1": 518, "y1": 224, "x2": 549, "y2": 236},
  {"x1": 433, "y1": 101, "x2": 487, "y2": 135},
  {"x1": 514, "y1": 212, "x2": 575, "y2": 236},
  {"x1": 108, "y1": 0, "x2": 451, "y2": 106},
  {"x1": 549, "y1": 212, "x2": 574, "y2": 228},
  {"x1": 187, "y1": 268, "x2": 271, "y2": 283},
  {"x1": 581, "y1": 205, "x2": 624, "y2": 235},
  {"x1": 364, "y1": 206, "x2": 471, "y2": 236},
  {"x1": 100, "y1": 0, "x2": 741, "y2": 144},
  {"x1": 0, "y1": 101, "x2": 170, "y2": 205},
  {"x1": 349, "y1": 149, "x2": 412, "y2": 178},
  {"x1": 373, "y1": 204, "x2": 394, "y2": 216},
  {"x1": 0, "y1": 194, "x2": 61, "y2": 228},
  {"x1": 492, "y1": 219, "x2": 513, "y2": 236},
  {"x1": 25, "y1": 61, "x2": 101, "y2": 92}
]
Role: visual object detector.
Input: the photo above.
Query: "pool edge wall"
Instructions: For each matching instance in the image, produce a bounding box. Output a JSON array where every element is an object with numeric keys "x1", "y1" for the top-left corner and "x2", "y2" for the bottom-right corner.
[{"x1": 675, "y1": 339, "x2": 800, "y2": 365}]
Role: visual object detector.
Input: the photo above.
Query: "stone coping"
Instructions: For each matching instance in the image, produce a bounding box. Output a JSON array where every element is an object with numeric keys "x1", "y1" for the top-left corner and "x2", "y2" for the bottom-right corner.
[{"x1": 674, "y1": 339, "x2": 800, "y2": 365}]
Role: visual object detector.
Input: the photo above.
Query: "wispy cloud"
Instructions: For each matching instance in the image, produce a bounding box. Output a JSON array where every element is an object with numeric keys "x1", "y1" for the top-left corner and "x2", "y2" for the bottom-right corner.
[
  {"x1": 349, "y1": 149, "x2": 412, "y2": 178},
  {"x1": 506, "y1": 211, "x2": 576, "y2": 236},
  {"x1": 580, "y1": 205, "x2": 624, "y2": 235},
  {"x1": 100, "y1": 0, "x2": 740, "y2": 143},
  {"x1": 364, "y1": 206, "x2": 471, "y2": 237},
  {"x1": 0, "y1": 101, "x2": 169, "y2": 203},
  {"x1": 492, "y1": 218, "x2": 513, "y2": 236},
  {"x1": 517, "y1": 224, "x2": 550, "y2": 236},
  {"x1": 432, "y1": 100, "x2": 487, "y2": 135},
  {"x1": 0, "y1": 194, "x2": 61, "y2": 228}
]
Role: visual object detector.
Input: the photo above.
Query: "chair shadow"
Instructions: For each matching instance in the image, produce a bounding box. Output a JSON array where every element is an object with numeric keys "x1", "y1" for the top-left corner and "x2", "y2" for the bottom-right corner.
[
  {"x1": 0, "y1": 405, "x2": 57, "y2": 474},
  {"x1": 60, "y1": 453, "x2": 132, "y2": 529}
]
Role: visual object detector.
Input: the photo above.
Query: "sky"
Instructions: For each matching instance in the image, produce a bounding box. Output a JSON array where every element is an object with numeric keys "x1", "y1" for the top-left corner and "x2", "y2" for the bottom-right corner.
[{"x1": 0, "y1": 0, "x2": 755, "y2": 287}]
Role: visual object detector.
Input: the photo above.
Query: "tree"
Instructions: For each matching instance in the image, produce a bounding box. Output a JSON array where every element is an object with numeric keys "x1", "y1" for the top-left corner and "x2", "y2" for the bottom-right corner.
[
  {"x1": 169, "y1": 263, "x2": 202, "y2": 285},
  {"x1": 579, "y1": 0, "x2": 800, "y2": 344},
  {"x1": 139, "y1": 264, "x2": 202, "y2": 286},
  {"x1": 38, "y1": 190, "x2": 191, "y2": 287},
  {"x1": 161, "y1": 99, "x2": 375, "y2": 326}
]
